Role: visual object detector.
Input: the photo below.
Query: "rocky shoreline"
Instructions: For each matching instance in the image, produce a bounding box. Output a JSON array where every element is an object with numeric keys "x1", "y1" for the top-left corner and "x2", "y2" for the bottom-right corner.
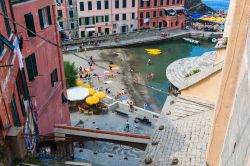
[{"x1": 185, "y1": 0, "x2": 214, "y2": 14}]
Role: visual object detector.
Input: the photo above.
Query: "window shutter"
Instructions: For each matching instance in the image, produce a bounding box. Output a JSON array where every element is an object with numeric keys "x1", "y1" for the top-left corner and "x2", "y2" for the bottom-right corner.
[
  {"x1": 38, "y1": 9, "x2": 44, "y2": 30},
  {"x1": 31, "y1": 53, "x2": 38, "y2": 77},
  {"x1": 24, "y1": 13, "x2": 36, "y2": 37},
  {"x1": 25, "y1": 56, "x2": 34, "y2": 81},
  {"x1": 47, "y1": 6, "x2": 52, "y2": 25},
  {"x1": 55, "y1": 69, "x2": 58, "y2": 82},
  {"x1": 79, "y1": 18, "x2": 82, "y2": 25},
  {"x1": 51, "y1": 72, "x2": 54, "y2": 87}
]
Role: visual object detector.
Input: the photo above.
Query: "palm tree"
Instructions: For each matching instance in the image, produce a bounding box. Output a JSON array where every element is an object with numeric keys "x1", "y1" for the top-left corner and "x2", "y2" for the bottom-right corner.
[{"x1": 64, "y1": 61, "x2": 78, "y2": 88}]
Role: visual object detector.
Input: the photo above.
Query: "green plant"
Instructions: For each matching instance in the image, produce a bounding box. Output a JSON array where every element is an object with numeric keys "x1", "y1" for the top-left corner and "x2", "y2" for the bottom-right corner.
[
  {"x1": 64, "y1": 61, "x2": 78, "y2": 88},
  {"x1": 185, "y1": 69, "x2": 201, "y2": 78}
]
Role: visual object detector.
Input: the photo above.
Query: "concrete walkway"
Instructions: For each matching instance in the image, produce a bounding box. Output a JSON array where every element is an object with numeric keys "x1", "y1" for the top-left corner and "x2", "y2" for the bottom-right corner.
[{"x1": 63, "y1": 29, "x2": 223, "y2": 51}]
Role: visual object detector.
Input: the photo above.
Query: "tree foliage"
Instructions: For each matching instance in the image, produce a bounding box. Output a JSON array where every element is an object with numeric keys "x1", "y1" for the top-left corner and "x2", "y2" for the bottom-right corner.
[{"x1": 64, "y1": 61, "x2": 78, "y2": 88}]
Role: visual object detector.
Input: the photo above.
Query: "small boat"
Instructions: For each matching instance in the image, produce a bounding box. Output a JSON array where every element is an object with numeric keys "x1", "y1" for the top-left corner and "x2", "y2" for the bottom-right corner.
[{"x1": 183, "y1": 38, "x2": 200, "y2": 45}]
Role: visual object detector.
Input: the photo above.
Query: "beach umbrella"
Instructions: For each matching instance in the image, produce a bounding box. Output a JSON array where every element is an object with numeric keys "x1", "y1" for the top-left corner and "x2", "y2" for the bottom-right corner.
[
  {"x1": 76, "y1": 80, "x2": 84, "y2": 86},
  {"x1": 145, "y1": 49, "x2": 161, "y2": 52},
  {"x1": 82, "y1": 84, "x2": 91, "y2": 88},
  {"x1": 104, "y1": 71, "x2": 112, "y2": 75},
  {"x1": 88, "y1": 88, "x2": 96, "y2": 95},
  {"x1": 67, "y1": 86, "x2": 89, "y2": 101},
  {"x1": 93, "y1": 92, "x2": 107, "y2": 99},
  {"x1": 85, "y1": 96, "x2": 100, "y2": 105}
]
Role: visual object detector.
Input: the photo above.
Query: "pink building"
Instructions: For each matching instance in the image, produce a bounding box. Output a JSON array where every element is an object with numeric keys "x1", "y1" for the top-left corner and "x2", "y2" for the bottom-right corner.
[
  {"x1": 138, "y1": 0, "x2": 185, "y2": 30},
  {"x1": 12, "y1": 0, "x2": 70, "y2": 135},
  {"x1": 77, "y1": 0, "x2": 138, "y2": 37}
]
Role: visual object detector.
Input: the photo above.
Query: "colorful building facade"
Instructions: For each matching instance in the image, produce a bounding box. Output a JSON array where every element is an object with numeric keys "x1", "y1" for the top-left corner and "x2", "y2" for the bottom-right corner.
[
  {"x1": 12, "y1": 0, "x2": 70, "y2": 135},
  {"x1": 138, "y1": 0, "x2": 185, "y2": 29},
  {"x1": 77, "y1": 0, "x2": 138, "y2": 37},
  {"x1": 0, "y1": 0, "x2": 26, "y2": 138}
]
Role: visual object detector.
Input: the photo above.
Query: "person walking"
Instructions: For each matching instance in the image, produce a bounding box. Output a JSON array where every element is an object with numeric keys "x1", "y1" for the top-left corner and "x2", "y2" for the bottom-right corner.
[
  {"x1": 125, "y1": 120, "x2": 130, "y2": 132},
  {"x1": 90, "y1": 56, "x2": 94, "y2": 64},
  {"x1": 129, "y1": 101, "x2": 134, "y2": 112}
]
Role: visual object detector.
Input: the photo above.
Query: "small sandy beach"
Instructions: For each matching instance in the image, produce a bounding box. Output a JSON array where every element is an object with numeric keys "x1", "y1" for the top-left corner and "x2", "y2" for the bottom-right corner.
[{"x1": 63, "y1": 48, "x2": 160, "y2": 112}]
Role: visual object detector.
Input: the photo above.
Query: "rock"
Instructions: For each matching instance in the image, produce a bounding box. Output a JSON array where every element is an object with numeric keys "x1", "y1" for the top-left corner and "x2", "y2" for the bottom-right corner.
[
  {"x1": 124, "y1": 157, "x2": 128, "y2": 160},
  {"x1": 79, "y1": 149, "x2": 83, "y2": 152},
  {"x1": 152, "y1": 141, "x2": 159, "y2": 146},
  {"x1": 93, "y1": 152, "x2": 98, "y2": 155},
  {"x1": 144, "y1": 157, "x2": 152, "y2": 164},
  {"x1": 171, "y1": 157, "x2": 179, "y2": 165},
  {"x1": 159, "y1": 125, "x2": 164, "y2": 130},
  {"x1": 108, "y1": 154, "x2": 113, "y2": 157}
]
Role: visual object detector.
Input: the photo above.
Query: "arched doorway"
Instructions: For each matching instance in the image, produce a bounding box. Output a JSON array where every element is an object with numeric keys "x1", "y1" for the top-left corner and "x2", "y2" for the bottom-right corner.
[{"x1": 163, "y1": 21, "x2": 167, "y2": 27}]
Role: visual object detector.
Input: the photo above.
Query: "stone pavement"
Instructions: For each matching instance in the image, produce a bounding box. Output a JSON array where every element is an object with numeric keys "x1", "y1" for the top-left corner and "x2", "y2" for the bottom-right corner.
[
  {"x1": 139, "y1": 96, "x2": 214, "y2": 166},
  {"x1": 166, "y1": 51, "x2": 223, "y2": 90}
]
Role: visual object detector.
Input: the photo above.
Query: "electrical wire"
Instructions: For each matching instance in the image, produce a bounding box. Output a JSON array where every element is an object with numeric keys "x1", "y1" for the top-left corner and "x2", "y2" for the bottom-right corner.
[{"x1": 0, "y1": 12, "x2": 61, "y2": 48}]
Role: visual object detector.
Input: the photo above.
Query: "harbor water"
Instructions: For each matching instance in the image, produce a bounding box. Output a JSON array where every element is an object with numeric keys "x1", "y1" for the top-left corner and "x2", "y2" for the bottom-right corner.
[{"x1": 127, "y1": 39, "x2": 215, "y2": 110}]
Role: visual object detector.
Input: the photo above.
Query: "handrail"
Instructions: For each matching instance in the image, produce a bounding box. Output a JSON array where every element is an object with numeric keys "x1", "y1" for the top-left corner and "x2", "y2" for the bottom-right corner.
[{"x1": 55, "y1": 125, "x2": 151, "y2": 139}]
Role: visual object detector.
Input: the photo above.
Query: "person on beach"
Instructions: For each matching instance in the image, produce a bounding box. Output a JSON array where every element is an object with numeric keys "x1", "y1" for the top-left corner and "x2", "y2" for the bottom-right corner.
[
  {"x1": 90, "y1": 56, "x2": 94, "y2": 64},
  {"x1": 147, "y1": 58, "x2": 151, "y2": 65},
  {"x1": 134, "y1": 118, "x2": 139, "y2": 128},
  {"x1": 79, "y1": 66, "x2": 82, "y2": 72}
]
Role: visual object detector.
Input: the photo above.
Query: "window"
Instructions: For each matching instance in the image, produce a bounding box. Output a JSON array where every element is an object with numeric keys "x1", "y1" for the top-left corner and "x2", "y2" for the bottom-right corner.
[
  {"x1": 68, "y1": 0, "x2": 72, "y2": 5},
  {"x1": 79, "y1": 17, "x2": 95, "y2": 25},
  {"x1": 24, "y1": 13, "x2": 36, "y2": 37},
  {"x1": 10, "y1": 95, "x2": 21, "y2": 127},
  {"x1": 159, "y1": 11, "x2": 163, "y2": 16},
  {"x1": 57, "y1": 10, "x2": 63, "y2": 17},
  {"x1": 166, "y1": 0, "x2": 169, "y2": 5},
  {"x1": 132, "y1": 12, "x2": 135, "y2": 19},
  {"x1": 140, "y1": 0, "x2": 144, "y2": 7},
  {"x1": 122, "y1": 14, "x2": 126, "y2": 20},
  {"x1": 96, "y1": 16, "x2": 104, "y2": 23},
  {"x1": 115, "y1": 14, "x2": 119, "y2": 21},
  {"x1": 81, "y1": 31, "x2": 85, "y2": 37},
  {"x1": 0, "y1": 0, "x2": 11, "y2": 36},
  {"x1": 146, "y1": 12, "x2": 150, "y2": 18},
  {"x1": 147, "y1": 0, "x2": 150, "y2": 7},
  {"x1": 115, "y1": 0, "x2": 119, "y2": 8},
  {"x1": 160, "y1": 0, "x2": 163, "y2": 6},
  {"x1": 50, "y1": 69, "x2": 58, "y2": 87},
  {"x1": 80, "y1": 2, "x2": 84, "y2": 11},
  {"x1": 71, "y1": 23, "x2": 75, "y2": 29},
  {"x1": 105, "y1": 15, "x2": 109, "y2": 22},
  {"x1": 172, "y1": 0, "x2": 175, "y2": 5},
  {"x1": 88, "y1": 1, "x2": 92, "y2": 10},
  {"x1": 105, "y1": 0, "x2": 109, "y2": 9},
  {"x1": 140, "y1": 12, "x2": 143, "y2": 18},
  {"x1": 59, "y1": 22, "x2": 63, "y2": 29},
  {"x1": 153, "y1": 11, "x2": 157, "y2": 17},
  {"x1": 38, "y1": 6, "x2": 52, "y2": 30},
  {"x1": 97, "y1": 1, "x2": 101, "y2": 10},
  {"x1": 25, "y1": 53, "x2": 38, "y2": 82},
  {"x1": 69, "y1": 10, "x2": 74, "y2": 18},
  {"x1": 132, "y1": 0, "x2": 135, "y2": 7},
  {"x1": 122, "y1": 0, "x2": 126, "y2": 8},
  {"x1": 154, "y1": 0, "x2": 157, "y2": 6}
]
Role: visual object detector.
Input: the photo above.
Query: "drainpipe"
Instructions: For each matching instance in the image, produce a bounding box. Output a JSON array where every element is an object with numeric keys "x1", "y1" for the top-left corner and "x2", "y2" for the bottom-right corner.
[
  {"x1": 52, "y1": 4, "x2": 65, "y2": 90},
  {"x1": 8, "y1": 0, "x2": 17, "y2": 33}
]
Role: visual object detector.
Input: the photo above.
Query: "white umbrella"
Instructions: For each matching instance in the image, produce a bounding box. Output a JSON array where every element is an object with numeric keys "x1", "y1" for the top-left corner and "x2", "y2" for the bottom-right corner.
[{"x1": 67, "y1": 86, "x2": 89, "y2": 101}]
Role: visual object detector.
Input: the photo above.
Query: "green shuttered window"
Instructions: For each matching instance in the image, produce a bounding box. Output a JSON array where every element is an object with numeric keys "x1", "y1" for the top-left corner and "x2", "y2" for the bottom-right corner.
[
  {"x1": 25, "y1": 53, "x2": 38, "y2": 82},
  {"x1": 24, "y1": 13, "x2": 36, "y2": 37},
  {"x1": 80, "y1": 2, "x2": 84, "y2": 11}
]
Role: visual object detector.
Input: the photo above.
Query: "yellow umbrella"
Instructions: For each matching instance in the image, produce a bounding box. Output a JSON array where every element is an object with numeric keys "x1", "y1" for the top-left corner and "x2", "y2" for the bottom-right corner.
[
  {"x1": 82, "y1": 84, "x2": 91, "y2": 88},
  {"x1": 88, "y1": 88, "x2": 96, "y2": 95},
  {"x1": 76, "y1": 80, "x2": 84, "y2": 86},
  {"x1": 93, "y1": 92, "x2": 107, "y2": 99},
  {"x1": 85, "y1": 96, "x2": 100, "y2": 105},
  {"x1": 145, "y1": 49, "x2": 161, "y2": 52}
]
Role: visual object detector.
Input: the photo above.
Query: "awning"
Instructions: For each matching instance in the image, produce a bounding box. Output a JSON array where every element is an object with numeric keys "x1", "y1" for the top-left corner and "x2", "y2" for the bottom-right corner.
[
  {"x1": 86, "y1": 28, "x2": 95, "y2": 32},
  {"x1": 165, "y1": 6, "x2": 184, "y2": 11}
]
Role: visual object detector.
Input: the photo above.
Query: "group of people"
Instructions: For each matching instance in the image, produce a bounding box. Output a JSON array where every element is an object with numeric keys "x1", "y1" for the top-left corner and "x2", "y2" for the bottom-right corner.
[
  {"x1": 79, "y1": 56, "x2": 95, "y2": 79},
  {"x1": 125, "y1": 119, "x2": 139, "y2": 132}
]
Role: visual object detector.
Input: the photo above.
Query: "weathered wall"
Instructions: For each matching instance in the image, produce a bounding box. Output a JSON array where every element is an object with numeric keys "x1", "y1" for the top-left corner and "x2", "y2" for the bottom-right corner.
[{"x1": 219, "y1": 20, "x2": 250, "y2": 166}]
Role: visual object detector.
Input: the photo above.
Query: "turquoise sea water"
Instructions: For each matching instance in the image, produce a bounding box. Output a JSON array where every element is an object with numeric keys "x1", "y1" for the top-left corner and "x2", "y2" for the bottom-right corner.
[
  {"x1": 202, "y1": 0, "x2": 230, "y2": 11},
  {"x1": 128, "y1": 40, "x2": 215, "y2": 110}
]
